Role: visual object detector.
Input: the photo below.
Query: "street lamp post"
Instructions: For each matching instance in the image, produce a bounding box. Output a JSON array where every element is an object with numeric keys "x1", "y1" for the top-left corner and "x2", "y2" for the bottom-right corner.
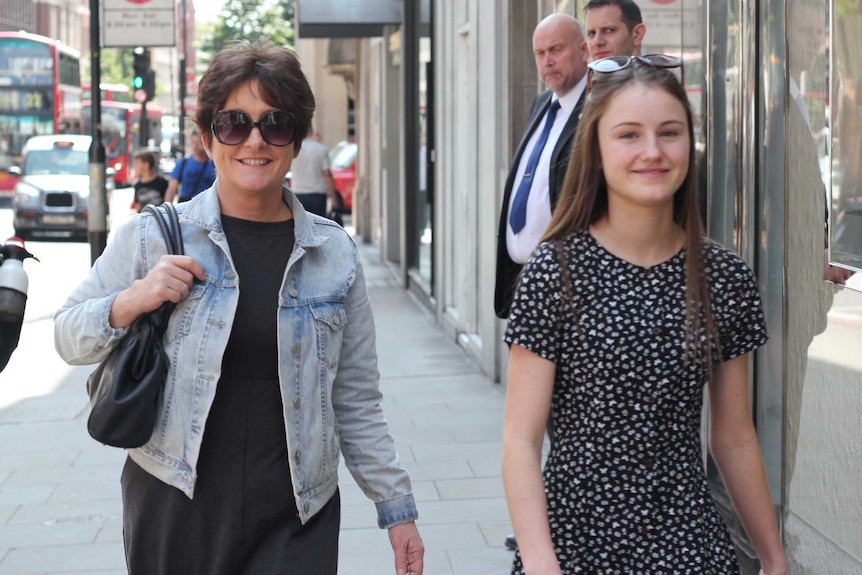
[
  {"x1": 88, "y1": 0, "x2": 107, "y2": 263},
  {"x1": 178, "y1": 0, "x2": 187, "y2": 152}
]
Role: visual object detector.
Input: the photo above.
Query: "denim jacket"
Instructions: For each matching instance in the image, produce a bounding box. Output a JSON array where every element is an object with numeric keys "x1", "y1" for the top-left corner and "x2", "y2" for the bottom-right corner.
[{"x1": 54, "y1": 186, "x2": 418, "y2": 529}]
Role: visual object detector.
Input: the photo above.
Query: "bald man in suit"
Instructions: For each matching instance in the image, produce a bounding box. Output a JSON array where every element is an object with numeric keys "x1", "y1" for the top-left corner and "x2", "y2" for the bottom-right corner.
[{"x1": 495, "y1": 14, "x2": 590, "y2": 319}]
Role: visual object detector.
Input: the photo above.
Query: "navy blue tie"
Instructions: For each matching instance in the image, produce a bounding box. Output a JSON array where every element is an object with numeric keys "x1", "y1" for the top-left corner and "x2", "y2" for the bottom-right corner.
[{"x1": 509, "y1": 99, "x2": 562, "y2": 234}]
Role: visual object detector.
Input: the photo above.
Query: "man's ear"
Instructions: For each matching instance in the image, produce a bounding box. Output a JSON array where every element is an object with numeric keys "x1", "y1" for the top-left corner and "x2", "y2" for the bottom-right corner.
[
  {"x1": 632, "y1": 23, "x2": 647, "y2": 49},
  {"x1": 580, "y1": 40, "x2": 588, "y2": 63}
]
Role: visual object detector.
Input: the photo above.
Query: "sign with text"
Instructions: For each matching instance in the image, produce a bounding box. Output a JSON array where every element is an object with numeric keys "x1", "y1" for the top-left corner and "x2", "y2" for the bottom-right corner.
[
  {"x1": 0, "y1": 87, "x2": 53, "y2": 113},
  {"x1": 103, "y1": 0, "x2": 176, "y2": 48}
]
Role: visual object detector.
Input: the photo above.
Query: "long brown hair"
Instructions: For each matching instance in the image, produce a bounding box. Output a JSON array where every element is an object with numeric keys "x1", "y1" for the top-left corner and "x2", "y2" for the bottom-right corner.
[{"x1": 545, "y1": 61, "x2": 719, "y2": 365}]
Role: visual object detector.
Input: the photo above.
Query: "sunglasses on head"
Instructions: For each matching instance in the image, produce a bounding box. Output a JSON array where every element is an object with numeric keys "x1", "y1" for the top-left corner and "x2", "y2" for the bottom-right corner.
[
  {"x1": 587, "y1": 54, "x2": 684, "y2": 92},
  {"x1": 211, "y1": 110, "x2": 298, "y2": 147}
]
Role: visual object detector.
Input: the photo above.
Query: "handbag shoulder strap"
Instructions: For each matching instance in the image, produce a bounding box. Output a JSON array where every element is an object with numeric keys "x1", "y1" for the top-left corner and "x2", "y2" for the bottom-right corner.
[{"x1": 143, "y1": 203, "x2": 184, "y2": 256}]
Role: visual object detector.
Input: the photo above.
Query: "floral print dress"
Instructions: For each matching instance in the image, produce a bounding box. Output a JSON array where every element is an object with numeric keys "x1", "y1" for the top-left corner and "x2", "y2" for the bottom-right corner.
[{"x1": 505, "y1": 231, "x2": 767, "y2": 575}]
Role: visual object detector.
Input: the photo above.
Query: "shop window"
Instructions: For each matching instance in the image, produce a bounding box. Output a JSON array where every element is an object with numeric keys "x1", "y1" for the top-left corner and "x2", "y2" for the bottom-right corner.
[{"x1": 830, "y1": 4, "x2": 862, "y2": 284}]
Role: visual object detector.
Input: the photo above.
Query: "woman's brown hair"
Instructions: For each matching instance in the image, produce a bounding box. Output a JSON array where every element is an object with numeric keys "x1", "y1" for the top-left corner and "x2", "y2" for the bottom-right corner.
[
  {"x1": 194, "y1": 41, "x2": 315, "y2": 156},
  {"x1": 544, "y1": 61, "x2": 719, "y2": 365}
]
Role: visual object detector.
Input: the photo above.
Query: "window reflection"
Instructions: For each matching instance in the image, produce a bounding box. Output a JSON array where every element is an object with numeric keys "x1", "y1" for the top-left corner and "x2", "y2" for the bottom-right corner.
[
  {"x1": 416, "y1": 36, "x2": 432, "y2": 286},
  {"x1": 831, "y1": 5, "x2": 862, "y2": 277}
]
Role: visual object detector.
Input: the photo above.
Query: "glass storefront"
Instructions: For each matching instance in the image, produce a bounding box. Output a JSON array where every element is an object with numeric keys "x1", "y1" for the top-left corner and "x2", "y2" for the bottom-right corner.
[
  {"x1": 415, "y1": 36, "x2": 433, "y2": 288},
  {"x1": 340, "y1": 2, "x2": 862, "y2": 565},
  {"x1": 783, "y1": 0, "x2": 862, "y2": 571}
]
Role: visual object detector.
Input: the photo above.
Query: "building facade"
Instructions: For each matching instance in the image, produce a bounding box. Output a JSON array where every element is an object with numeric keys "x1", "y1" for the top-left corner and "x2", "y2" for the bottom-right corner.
[
  {"x1": 299, "y1": 0, "x2": 860, "y2": 572},
  {"x1": 33, "y1": 0, "x2": 86, "y2": 53},
  {"x1": 0, "y1": 0, "x2": 34, "y2": 33},
  {"x1": 0, "y1": 0, "x2": 87, "y2": 54}
]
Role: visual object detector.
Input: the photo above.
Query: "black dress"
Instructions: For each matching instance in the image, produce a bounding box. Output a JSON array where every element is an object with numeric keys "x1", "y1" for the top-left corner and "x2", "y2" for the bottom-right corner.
[
  {"x1": 504, "y1": 231, "x2": 768, "y2": 575},
  {"x1": 122, "y1": 215, "x2": 340, "y2": 575}
]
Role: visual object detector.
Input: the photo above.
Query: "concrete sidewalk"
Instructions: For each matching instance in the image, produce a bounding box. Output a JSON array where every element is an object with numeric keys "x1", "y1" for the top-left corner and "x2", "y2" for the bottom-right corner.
[{"x1": 0, "y1": 237, "x2": 515, "y2": 574}]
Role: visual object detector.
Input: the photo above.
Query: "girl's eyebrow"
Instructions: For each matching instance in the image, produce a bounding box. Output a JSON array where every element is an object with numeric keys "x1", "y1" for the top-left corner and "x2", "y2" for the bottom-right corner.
[{"x1": 610, "y1": 119, "x2": 686, "y2": 129}]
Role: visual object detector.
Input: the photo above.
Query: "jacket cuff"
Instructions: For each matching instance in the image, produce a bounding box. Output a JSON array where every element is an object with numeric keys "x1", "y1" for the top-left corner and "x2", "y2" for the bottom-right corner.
[{"x1": 375, "y1": 493, "x2": 419, "y2": 529}]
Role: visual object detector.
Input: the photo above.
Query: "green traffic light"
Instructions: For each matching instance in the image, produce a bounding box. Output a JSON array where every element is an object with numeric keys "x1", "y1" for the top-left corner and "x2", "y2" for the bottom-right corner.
[{"x1": 132, "y1": 76, "x2": 144, "y2": 89}]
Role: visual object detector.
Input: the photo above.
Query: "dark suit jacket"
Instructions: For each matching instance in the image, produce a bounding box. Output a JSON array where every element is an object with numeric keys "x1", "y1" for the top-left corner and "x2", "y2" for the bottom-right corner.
[{"x1": 494, "y1": 89, "x2": 586, "y2": 319}]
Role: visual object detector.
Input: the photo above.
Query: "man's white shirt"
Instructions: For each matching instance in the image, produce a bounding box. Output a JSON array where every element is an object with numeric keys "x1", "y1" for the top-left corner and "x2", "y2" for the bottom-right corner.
[{"x1": 507, "y1": 75, "x2": 587, "y2": 264}]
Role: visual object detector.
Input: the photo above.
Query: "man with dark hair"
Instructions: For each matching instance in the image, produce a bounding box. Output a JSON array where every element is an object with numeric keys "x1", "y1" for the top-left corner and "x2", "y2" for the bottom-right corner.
[
  {"x1": 584, "y1": 0, "x2": 647, "y2": 61},
  {"x1": 131, "y1": 150, "x2": 168, "y2": 211},
  {"x1": 164, "y1": 127, "x2": 216, "y2": 203}
]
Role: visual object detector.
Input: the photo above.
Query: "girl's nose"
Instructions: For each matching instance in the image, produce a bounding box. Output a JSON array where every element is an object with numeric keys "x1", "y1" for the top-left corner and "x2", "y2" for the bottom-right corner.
[{"x1": 640, "y1": 135, "x2": 662, "y2": 159}]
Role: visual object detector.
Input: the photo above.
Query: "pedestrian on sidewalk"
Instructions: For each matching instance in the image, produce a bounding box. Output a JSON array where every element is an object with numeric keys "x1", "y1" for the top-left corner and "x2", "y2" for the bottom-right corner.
[
  {"x1": 163, "y1": 127, "x2": 216, "y2": 204},
  {"x1": 498, "y1": 6, "x2": 648, "y2": 551},
  {"x1": 494, "y1": 13, "x2": 589, "y2": 321},
  {"x1": 130, "y1": 150, "x2": 168, "y2": 212},
  {"x1": 289, "y1": 129, "x2": 336, "y2": 217},
  {"x1": 500, "y1": 56, "x2": 786, "y2": 574},
  {"x1": 583, "y1": 0, "x2": 647, "y2": 62},
  {"x1": 54, "y1": 41, "x2": 423, "y2": 575}
]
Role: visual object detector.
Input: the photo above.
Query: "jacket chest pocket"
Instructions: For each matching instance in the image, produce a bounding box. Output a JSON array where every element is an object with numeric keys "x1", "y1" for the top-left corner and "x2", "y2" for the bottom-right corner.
[
  {"x1": 310, "y1": 303, "x2": 348, "y2": 368},
  {"x1": 166, "y1": 281, "x2": 208, "y2": 343}
]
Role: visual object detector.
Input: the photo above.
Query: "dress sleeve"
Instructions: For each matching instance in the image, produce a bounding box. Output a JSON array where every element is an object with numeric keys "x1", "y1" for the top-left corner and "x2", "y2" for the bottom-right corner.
[
  {"x1": 711, "y1": 249, "x2": 769, "y2": 363},
  {"x1": 504, "y1": 241, "x2": 565, "y2": 363}
]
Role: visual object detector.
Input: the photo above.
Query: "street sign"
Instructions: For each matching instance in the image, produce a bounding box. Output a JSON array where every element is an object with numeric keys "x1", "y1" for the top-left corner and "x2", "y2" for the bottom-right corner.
[{"x1": 103, "y1": 0, "x2": 176, "y2": 48}]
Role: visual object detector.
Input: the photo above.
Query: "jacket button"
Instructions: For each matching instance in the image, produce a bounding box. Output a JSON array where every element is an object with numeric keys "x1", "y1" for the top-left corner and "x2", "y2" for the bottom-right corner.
[
  {"x1": 333, "y1": 314, "x2": 341, "y2": 325},
  {"x1": 291, "y1": 342, "x2": 300, "y2": 354},
  {"x1": 289, "y1": 288, "x2": 299, "y2": 298},
  {"x1": 295, "y1": 449, "x2": 301, "y2": 463},
  {"x1": 293, "y1": 397, "x2": 300, "y2": 409},
  {"x1": 303, "y1": 502, "x2": 310, "y2": 513}
]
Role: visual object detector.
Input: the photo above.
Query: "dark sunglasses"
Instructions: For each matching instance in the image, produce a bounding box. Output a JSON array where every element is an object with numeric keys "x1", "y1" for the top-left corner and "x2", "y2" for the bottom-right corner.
[
  {"x1": 211, "y1": 110, "x2": 298, "y2": 147},
  {"x1": 587, "y1": 54, "x2": 684, "y2": 92}
]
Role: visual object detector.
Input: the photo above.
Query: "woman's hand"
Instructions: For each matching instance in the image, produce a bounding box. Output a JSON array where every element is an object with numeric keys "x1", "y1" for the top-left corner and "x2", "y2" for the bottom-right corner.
[
  {"x1": 109, "y1": 255, "x2": 206, "y2": 328},
  {"x1": 388, "y1": 521, "x2": 424, "y2": 575}
]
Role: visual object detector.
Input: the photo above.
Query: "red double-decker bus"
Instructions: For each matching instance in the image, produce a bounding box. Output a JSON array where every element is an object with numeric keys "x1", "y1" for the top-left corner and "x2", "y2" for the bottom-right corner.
[
  {"x1": 0, "y1": 31, "x2": 83, "y2": 197},
  {"x1": 83, "y1": 100, "x2": 163, "y2": 187}
]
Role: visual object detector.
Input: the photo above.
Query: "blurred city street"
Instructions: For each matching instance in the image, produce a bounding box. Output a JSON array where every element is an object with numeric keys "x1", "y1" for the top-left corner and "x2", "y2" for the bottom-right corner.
[{"x1": 0, "y1": 189, "x2": 515, "y2": 574}]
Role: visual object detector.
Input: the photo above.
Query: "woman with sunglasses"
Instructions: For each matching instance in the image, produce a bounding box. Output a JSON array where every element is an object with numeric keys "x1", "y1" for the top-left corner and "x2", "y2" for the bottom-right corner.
[
  {"x1": 501, "y1": 56, "x2": 786, "y2": 575},
  {"x1": 55, "y1": 42, "x2": 424, "y2": 575}
]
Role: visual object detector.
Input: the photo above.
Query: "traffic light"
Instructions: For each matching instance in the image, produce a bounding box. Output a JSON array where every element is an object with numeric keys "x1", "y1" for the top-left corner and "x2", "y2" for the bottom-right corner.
[
  {"x1": 132, "y1": 48, "x2": 150, "y2": 95},
  {"x1": 144, "y1": 69, "x2": 156, "y2": 102}
]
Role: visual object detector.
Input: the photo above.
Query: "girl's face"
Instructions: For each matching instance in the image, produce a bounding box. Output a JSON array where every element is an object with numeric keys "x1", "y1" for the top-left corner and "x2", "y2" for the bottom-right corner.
[
  {"x1": 202, "y1": 79, "x2": 295, "y2": 199},
  {"x1": 597, "y1": 83, "x2": 689, "y2": 212},
  {"x1": 133, "y1": 157, "x2": 147, "y2": 178}
]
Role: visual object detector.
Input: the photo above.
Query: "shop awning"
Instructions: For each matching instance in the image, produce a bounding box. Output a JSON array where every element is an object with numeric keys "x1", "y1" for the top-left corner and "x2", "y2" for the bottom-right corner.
[{"x1": 296, "y1": 0, "x2": 428, "y2": 39}]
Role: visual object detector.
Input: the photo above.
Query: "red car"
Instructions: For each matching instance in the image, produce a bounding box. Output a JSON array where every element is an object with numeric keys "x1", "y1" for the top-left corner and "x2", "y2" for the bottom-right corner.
[{"x1": 329, "y1": 142, "x2": 356, "y2": 212}]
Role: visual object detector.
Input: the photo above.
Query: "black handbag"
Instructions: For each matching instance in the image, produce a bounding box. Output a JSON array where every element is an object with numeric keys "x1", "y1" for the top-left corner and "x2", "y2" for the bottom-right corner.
[
  {"x1": 86, "y1": 203, "x2": 184, "y2": 448},
  {"x1": 327, "y1": 209, "x2": 344, "y2": 227}
]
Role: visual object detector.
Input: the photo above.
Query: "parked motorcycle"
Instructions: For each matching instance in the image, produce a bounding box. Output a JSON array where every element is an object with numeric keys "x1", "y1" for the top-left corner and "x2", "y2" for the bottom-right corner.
[{"x1": 0, "y1": 237, "x2": 38, "y2": 373}]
